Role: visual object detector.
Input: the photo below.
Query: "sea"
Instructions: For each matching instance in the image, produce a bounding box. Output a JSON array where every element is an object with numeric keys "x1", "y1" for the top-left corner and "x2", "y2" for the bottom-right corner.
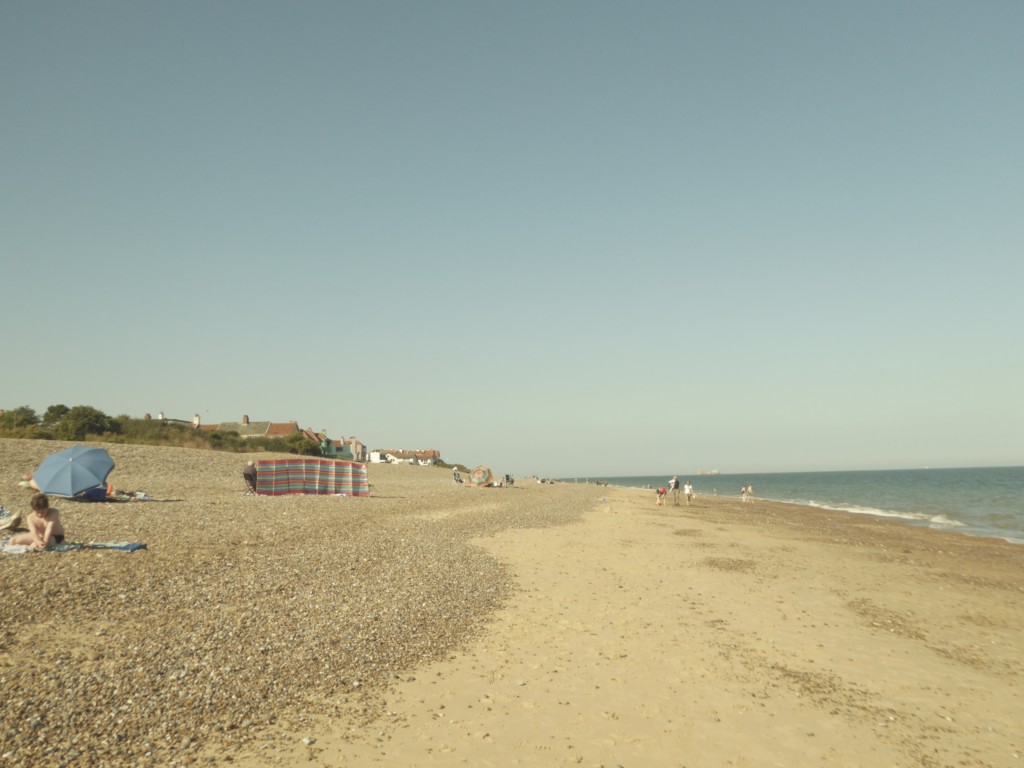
[{"x1": 561, "y1": 466, "x2": 1024, "y2": 545}]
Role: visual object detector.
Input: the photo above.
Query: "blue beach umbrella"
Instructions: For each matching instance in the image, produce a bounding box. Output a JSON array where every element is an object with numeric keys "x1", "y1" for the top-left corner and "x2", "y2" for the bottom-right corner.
[{"x1": 33, "y1": 446, "x2": 115, "y2": 497}]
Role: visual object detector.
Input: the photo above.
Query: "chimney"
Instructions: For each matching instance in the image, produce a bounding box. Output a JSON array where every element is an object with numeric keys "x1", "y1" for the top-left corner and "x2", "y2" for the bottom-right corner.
[
  {"x1": 193, "y1": 414, "x2": 201, "y2": 428},
  {"x1": 242, "y1": 415, "x2": 249, "y2": 425}
]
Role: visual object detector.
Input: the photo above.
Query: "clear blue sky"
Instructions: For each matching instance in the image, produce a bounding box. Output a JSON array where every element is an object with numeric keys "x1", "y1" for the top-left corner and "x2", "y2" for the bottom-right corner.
[{"x1": 2, "y1": 1, "x2": 1021, "y2": 477}]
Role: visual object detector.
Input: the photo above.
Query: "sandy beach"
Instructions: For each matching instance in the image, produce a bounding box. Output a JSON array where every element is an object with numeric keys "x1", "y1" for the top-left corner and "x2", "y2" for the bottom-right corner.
[{"x1": 1, "y1": 439, "x2": 1022, "y2": 767}]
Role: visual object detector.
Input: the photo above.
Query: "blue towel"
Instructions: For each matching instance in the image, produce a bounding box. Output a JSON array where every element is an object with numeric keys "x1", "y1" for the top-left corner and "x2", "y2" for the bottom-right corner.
[
  {"x1": 2, "y1": 539, "x2": 147, "y2": 554},
  {"x1": 51, "y1": 542, "x2": 148, "y2": 552}
]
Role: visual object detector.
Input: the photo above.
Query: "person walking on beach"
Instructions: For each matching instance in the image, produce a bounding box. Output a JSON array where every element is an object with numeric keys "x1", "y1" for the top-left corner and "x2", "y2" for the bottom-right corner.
[
  {"x1": 684, "y1": 480, "x2": 694, "y2": 506},
  {"x1": 668, "y1": 476, "x2": 680, "y2": 505},
  {"x1": 741, "y1": 485, "x2": 748, "y2": 503},
  {"x1": 656, "y1": 486, "x2": 667, "y2": 506},
  {"x1": 7, "y1": 493, "x2": 65, "y2": 550},
  {"x1": 747, "y1": 483, "x2": 754, "y2": 503}
]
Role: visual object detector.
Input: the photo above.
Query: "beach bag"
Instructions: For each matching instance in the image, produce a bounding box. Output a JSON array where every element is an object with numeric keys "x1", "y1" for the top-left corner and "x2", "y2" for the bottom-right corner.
[{"x1": 0, "y1": 509, "x2": 23, "y2": 535}]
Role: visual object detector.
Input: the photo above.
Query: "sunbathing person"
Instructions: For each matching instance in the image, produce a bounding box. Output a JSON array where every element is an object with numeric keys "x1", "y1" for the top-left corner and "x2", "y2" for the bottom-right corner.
[
  {"x1": 18, "y1": 473, "x2": 41, "y2": 491},
  {"x1": 8, "y1": 493, "x2": 65, "y2": 549}
]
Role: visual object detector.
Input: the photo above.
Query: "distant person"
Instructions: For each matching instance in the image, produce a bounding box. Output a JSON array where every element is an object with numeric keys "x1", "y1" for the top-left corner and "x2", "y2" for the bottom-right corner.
[
  {"x1": 452, "y1": 468, "x2": 463, "y2": 485},
  {"x1": 8, "y1": 493, "x2": 65, "y2": 550},
  {"x1": 668, "y1": 476, "x2": 680, "y2": 506},
  {"x1": 684, "y1": 480, "x2": 695, "y2": 505},
  {"x1": 243, "y1": 461, "x2": 258, "y2": 493},
  {"x1": 747, "y1": 484, "x2": 754, "y2": 503},
  {"x1": 741, "y1": 485, "x2": 748, "y2": 503},
  {"x1": 656, "y1": 486, "x2": 667, "y2": 506}
]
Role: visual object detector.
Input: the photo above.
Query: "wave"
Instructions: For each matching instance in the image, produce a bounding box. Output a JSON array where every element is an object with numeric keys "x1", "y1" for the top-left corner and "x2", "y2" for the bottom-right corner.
[
  {"x1": 802, "y1": 499, "x2": 965, "y2": 527},
  {"x1": 797, "y1": 499, "x2": 1024, "y2": 544}
]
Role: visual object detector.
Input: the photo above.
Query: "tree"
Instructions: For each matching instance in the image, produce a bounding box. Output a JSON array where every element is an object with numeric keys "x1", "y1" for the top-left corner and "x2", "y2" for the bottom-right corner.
[
  {"x1": 284, "y1": 433, "x2": 322, "y2": 456},
  {"x1": 0, "y1": 406, "x2": 38, "y2": 429},
  {"x1": 42, "y1": 404, "x2": 70, "y2": 428},
  {"x1": 53, "y1": 406, "x2": 119, "y2": 441}
]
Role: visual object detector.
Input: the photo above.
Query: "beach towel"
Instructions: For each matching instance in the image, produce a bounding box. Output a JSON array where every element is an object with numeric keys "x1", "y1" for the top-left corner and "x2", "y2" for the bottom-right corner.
[
  {"x1": 84, "y1": 490, "x2": 153, "y2": 503},
  {"x1": 53, "y1": 541, "x2": 148, "y2": 552},
  {"x1": 254, "y1": 458, "x2": 370, "y2": 497},
  {"x1": 1, "y1": 537, "x2": 147, "y2": 554}
]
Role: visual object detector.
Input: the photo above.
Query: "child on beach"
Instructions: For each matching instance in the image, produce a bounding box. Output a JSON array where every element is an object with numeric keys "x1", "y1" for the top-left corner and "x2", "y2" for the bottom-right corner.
[
  {"x1": 7, "y1": 493, "x2": 65, "y2": 550},
  {"x1": 684, "y1": 480, "x2": 694, "y2": 505},
  {"x1": 656, "y1": 486, "x2": 667, "y2": 506}
]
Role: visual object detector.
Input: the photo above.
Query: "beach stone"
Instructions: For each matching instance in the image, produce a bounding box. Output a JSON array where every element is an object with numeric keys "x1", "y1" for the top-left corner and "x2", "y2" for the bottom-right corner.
[{"x1": 0, "y1": 438, "x2": 592, "y2": 767}]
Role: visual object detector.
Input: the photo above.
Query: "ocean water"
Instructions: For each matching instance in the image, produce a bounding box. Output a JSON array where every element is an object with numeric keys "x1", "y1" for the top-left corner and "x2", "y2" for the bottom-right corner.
[{"x1": 563, "y1": 466, "x2": 1024, "y2": 545}]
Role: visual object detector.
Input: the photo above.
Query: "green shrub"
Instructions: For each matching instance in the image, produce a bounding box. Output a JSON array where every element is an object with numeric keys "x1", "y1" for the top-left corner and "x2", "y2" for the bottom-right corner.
[
  {"x1": 0, "y1": 424, "x2": 52, "y2": 440},
  {"x1": 0, "y1": 406, "x2": 39, "y2": 431},
  {"x1": 42, "y1": 405, "x2": 70, "y2": 428},
  {"x1": 1, "y1": 404, "x2": 334, "y2": 458},
  {"x1": 53, "y1": 406, "x2": 120, "y2": 441},
  {"x1": 284, "y1": 433, "x2": 323, "y2": 456}
]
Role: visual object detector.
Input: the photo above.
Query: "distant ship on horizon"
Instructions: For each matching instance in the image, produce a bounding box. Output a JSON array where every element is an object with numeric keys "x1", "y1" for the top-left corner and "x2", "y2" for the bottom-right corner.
[{"x1": 697, "y1": 469, "x2": 720, "y2": 476}]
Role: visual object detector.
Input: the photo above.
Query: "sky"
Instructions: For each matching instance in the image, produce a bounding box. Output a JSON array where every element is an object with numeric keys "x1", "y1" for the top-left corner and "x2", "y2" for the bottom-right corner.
[{"x1": 2, "y1": 1, "x2": 1022, "y2": 478}]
